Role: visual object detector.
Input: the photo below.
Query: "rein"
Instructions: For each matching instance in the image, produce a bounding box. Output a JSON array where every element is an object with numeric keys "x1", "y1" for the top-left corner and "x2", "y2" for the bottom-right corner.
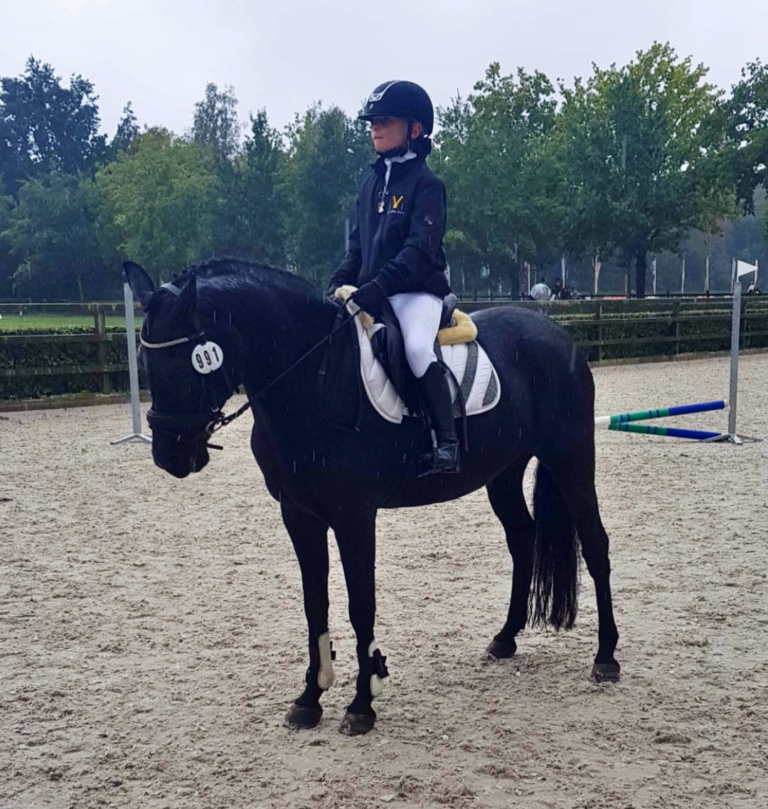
[{"x1": 141, "y1": 306, "x2": 360, "y2": 448}]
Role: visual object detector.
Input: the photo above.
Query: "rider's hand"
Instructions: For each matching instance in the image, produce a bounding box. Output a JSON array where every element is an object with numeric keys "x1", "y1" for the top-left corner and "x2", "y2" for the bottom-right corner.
[{"x1": 352, "y1": 282, "x2": 386, "y2": 317}]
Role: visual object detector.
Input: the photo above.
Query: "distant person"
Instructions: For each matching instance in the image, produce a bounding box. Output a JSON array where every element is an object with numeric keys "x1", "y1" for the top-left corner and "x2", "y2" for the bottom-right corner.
[
  {"x1": 747, "y1": 281, "x2": 762, "y2": 295},
  {"x1": 553, "y1": 278, "x2": 563, "y2": 299}
]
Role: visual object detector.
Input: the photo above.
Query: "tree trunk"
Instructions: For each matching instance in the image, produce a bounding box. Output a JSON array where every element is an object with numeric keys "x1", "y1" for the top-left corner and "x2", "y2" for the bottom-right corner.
[
  {"x1": 635, "y1": 251, "x2": 647, "y2": 299},
  {"x1": 76, "y1": 274, "x2": 85, "y2": 303},
  {"x1": 592, "y1": 256, "x2": 602, "y2": 296},
  {"x1": 515, "y1": 258, "x2": 526, "y2": 300}
]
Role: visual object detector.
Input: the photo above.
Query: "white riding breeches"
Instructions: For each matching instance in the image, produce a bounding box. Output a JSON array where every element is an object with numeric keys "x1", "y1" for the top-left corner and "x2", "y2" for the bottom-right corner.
[{"x1": 388, "y1": 292, "x2": 443, "y2": 379}]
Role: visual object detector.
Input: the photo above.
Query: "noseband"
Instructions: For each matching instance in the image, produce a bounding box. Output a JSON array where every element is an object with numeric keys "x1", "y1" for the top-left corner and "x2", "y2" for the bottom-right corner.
[{"x1": 140, "y1": 328, "x2": 246, "y2": 451}]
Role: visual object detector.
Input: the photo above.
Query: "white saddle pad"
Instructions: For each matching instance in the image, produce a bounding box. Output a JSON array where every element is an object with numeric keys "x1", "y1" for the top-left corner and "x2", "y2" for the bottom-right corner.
[{"x1": 354, "y1": 316, "x2": 502, "y2": 425}]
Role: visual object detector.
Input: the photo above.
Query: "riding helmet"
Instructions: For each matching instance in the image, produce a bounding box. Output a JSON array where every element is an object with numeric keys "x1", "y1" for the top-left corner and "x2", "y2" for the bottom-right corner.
[{"x1": 359, "y1": 80, "x2": 434, "y2": 136}]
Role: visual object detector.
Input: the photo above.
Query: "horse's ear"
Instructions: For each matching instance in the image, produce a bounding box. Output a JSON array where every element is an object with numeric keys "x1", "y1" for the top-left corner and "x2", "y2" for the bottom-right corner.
[
  {"x1": 175, "y1": 273, "x2": 197, "y2": 321},
  {"x1": 123, "y1": 261, "x2": 155, "y2": 307}
]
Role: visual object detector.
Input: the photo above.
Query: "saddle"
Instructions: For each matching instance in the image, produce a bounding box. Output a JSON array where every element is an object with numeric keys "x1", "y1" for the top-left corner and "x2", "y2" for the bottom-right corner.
[{"x1": 332, "y1": 287, "x2": 499, "y2": 426}]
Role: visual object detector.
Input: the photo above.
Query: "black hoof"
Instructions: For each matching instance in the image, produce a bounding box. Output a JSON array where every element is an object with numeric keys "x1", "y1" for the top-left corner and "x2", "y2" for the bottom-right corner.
[
  {"x1": 284, "y1": 703, "x2": 323, "y2": 730},
  {"x1": 591, "y1": 662, "x2": 621, "y2": 683},
  {"x1": 486, "y1": 639, "x2": 516, "y2": 659},
  {"x1": 339, "y1": 712, "x2": 375, "y2": 736}
]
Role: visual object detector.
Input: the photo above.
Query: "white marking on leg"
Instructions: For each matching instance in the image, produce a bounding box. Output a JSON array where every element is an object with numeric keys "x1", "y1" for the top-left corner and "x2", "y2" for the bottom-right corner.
[
  {"x1": 368, "y1": 640, "x2": 385, "y2": 698},
  {"x1": 318, "y1": 632, "x2": 335, "y2": 690}
]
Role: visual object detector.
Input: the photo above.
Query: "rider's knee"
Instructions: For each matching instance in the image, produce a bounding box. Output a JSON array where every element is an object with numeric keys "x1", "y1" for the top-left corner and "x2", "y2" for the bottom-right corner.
[{"x1": 404, "y1": 341, "x2": 436, "y2": 379}]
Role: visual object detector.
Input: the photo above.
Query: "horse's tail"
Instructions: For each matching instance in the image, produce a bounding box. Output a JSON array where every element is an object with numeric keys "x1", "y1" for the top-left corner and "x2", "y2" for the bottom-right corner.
[{"x1": 529, "y1": 462, "x2": 580, "y2": 630}]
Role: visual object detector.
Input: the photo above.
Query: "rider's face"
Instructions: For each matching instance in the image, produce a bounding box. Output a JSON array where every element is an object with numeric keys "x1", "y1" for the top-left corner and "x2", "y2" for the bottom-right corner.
[{"x1": 370, "y1": 117, "x2": 423, "y2": 153}]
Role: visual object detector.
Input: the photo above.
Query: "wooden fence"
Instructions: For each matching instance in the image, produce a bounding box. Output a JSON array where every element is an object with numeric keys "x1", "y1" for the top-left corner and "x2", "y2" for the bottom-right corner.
[
  {"x1": 0, "y1": 305, "x2": 140, "y2": 401},
  {"x1": 459, "y1": 296, "x2": 768, "y2": 363},
  {"x1": 2, "y1": 298, "x2": 768, "y2": 402}
]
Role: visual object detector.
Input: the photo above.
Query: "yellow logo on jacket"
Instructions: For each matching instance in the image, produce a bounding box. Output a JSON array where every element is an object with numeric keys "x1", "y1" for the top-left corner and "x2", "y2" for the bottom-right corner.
[{"x1": 391, "y1": 195, "x2": 404, "y2": 210}]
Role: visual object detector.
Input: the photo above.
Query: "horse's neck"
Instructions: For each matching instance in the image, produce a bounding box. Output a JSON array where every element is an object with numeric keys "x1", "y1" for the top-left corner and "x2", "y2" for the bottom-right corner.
[{"x1": 201, "y1": 281, "x2": 334, "y2": 398}]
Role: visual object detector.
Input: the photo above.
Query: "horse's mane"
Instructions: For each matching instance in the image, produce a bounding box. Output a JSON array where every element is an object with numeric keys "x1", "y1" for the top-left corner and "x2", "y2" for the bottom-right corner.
[{"x1": 172, "y1": 256, "x2": 324, "y2": 301}]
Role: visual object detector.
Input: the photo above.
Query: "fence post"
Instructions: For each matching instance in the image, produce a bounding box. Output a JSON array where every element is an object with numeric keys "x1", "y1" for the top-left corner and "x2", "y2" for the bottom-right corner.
[
  {"x1": 672, "y1": 301, "x2": 681, "y2": 356},
  {"x1": 94, "y1": 306, "x2": 111, "y2": 394},
  {"x1": 596, "y1": 302, "x2": 604, "y2": 363}
]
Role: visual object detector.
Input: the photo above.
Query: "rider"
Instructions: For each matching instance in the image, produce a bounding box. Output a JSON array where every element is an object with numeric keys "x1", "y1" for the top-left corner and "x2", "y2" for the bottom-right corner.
[{"x1": 326, "y1": 80, "x2": 459, "y2": 476}]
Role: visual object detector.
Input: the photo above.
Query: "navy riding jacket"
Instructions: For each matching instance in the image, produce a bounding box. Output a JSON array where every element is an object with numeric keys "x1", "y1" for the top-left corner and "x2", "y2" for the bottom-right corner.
[{"x1": 328, "y1": 153, "x2": 451, "y2": 300}]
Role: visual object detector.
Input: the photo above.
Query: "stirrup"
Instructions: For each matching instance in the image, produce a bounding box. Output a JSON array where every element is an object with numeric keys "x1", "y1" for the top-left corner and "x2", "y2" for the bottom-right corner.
[{"x1": 418, "y1": 442, "x2": 460, "y2": 478}]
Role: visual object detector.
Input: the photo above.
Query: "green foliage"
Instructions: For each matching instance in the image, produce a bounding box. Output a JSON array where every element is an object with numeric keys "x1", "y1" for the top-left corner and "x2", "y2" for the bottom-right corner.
[
  {"x1": 0, "y1": 57, "x2": 107, "y2": 193},
  {"x1": 555, "y1": 43, "x2": 736, "y2": 297},
  {"x1": 0, "y1": 315, "x2": 128, "y2": 331},
  {"x1": 434, "y1": 65, "x2": 560, "y2": 293},
  {"x1": 93, "y1": 129, "x2": 224, "y2": 281},
  {"x1": 191, "y1": 83, "x2": 240, "y2": 160},
  {"x1": 0, "y1": 182, "x2": 13, "y2": 296},
  {"x1": 0, "y1": 328, "x2": 132, "y2": 399},
  {"x1": 285, "y1": 104, "x2": 371, "y2": 284},
  {"x1": 726, "y1": 60, "x2": 768, "y2": 235},
  {"x1": 108, "y1": 103, "x2": 140, "y2": 160},
  {"x1": 213, "y1": 110, "x2": 288, "y2": 263},
  {"x1": 1, "y1": 171, "x2": 104, "y2": 300},
  {"x1": 5, "y1": 299, "x2": 768, "y2": 400},
  {"x1": 0, "y1": 50, "x2": 766, "y2": 303},
  {"x1": 548, "y1": 296, "x2": 768, "y2": 361}
]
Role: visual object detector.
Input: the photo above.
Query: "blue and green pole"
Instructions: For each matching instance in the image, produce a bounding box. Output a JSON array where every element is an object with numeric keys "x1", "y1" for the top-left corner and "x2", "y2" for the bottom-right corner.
[{"x1": 594, "y1": 400, "x2": 726, "y2": 441}]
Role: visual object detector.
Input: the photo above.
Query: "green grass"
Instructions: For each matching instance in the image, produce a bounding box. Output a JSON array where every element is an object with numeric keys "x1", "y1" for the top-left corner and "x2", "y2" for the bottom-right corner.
[{"x1": 0, "y1": 314, "x2": 137, "y2": 331}]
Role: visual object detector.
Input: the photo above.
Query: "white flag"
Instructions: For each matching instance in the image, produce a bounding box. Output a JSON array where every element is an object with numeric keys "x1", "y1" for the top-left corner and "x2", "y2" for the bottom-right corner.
[{"x1": 737, "y1": 260, "x2": 757, "y2": 278}]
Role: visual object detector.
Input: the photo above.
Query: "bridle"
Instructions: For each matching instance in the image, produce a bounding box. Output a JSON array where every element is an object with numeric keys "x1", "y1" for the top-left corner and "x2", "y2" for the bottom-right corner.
[
  {"x1": 140, "y1": 284, "x2": 360, "y2": 451},
  {"x1": 140, "y1": 327, "x2": 246, "y2": 451}
]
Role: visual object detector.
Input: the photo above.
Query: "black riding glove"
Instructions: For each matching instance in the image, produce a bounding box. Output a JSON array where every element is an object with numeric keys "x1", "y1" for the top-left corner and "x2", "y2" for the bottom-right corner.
[{"x1": 352, "y1": 281, "x2": 387, "y2": 317}]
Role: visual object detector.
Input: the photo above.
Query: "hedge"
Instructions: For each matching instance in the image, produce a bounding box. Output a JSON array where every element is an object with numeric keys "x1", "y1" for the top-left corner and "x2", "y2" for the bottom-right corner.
[
  {"x1": 2, "y1": 299, "x2": 768, "y2": 400},
  {"x1": 0, "y1": 327, "x2": 134, "y2": 400}
]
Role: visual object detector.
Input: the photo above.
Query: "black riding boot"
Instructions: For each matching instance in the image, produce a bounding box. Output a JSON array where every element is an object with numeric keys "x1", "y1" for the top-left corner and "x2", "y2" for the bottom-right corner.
[{"x1": 416, "y1": 362, "x2": 460, "y2": 477}]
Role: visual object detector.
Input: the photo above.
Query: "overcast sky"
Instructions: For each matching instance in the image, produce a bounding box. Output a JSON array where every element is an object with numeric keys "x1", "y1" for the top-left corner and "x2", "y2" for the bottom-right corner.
[{"x1": 2, "y1": 0, "x2": 766, "y2": 138}]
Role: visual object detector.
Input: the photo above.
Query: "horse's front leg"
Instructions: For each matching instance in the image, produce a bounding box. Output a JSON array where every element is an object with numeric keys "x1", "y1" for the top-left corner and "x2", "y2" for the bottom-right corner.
[
  {"x1": 281, "y1": 501, "x2": 333, "y2": 730},
  {"x1": 333, "y1": 509, "x2": 387, "y2": 736}
]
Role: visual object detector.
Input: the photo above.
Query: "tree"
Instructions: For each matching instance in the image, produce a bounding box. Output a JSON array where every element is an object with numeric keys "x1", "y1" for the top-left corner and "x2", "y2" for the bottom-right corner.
[
  {"x1": 93, "y1": 129, "x2": 223, "y2": 281},
  {"x1": 727, "y1": 59, "x2": 768, "y2": 236},
  {"x1": 433, "y1": 65, "x2": 561, "y2": 296},
  {"x1": 557, "y1": 43, "x2": 735, "y2": 297},
  {"x1": 284, "y1": 104, "x2": 370, "y2": 284},
  {"x1": 1, "y1": 172, "x2": 104, "y2": 300},
  {"x1": 108, "y1": 102, "x2": 140, "y2": 158},
  {"x1": 0, "y1": 180, "x2": 15, "y2": 296},
  {"x1": 214, "y1": 110, "x2": 288, "y2": 263},
  {"x1": 0, "y1": 57, "x2": 106, "y2": 193},
  {"x1": 191, "y1": 83, "x2": 240, "y2": 160}
]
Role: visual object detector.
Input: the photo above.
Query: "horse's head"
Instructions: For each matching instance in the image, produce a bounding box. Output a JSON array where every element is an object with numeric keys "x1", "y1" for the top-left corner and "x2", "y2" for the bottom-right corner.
[{"x1": 124, "y1": 261, "x2": 244, "y2": 479}]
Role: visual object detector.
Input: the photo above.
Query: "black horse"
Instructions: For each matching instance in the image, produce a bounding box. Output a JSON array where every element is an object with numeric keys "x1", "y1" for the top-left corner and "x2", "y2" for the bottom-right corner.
[{"x1": 125, "y1": 257, "x2": 619, "y2": 736}]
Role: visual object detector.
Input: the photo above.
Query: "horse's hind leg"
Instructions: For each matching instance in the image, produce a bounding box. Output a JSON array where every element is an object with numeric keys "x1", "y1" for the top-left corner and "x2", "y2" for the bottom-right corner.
[
  {"x1": 545, "y1": 452, "x2": 620, "y2": 682},
  {"x1": 486, "y1": 455, "x2": 535, "y2": 659},
  {"x1": 281, "y1": 502, "x2": 333, "y2": 729}
]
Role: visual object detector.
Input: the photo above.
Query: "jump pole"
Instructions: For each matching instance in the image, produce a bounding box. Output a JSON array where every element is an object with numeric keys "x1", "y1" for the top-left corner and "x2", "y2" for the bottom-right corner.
[
  {"x1": 594, "y1": 400, "x2": 726, "y2": 430},
  {"x1": 111, "y1": 282, "x2": 151, "y2": 446},
  {"x1": 594, "y1": 282, "x2": 745, "y2": 444},
  {"x1": 609, "y1": 423, "x2": 722, "y2": 441}
]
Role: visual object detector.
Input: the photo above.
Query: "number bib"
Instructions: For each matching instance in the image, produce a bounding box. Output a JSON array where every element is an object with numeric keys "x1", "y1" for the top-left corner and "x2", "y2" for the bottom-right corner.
[{"x1": 191, "y1": 342, "x2": 224, "y2": 374}]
